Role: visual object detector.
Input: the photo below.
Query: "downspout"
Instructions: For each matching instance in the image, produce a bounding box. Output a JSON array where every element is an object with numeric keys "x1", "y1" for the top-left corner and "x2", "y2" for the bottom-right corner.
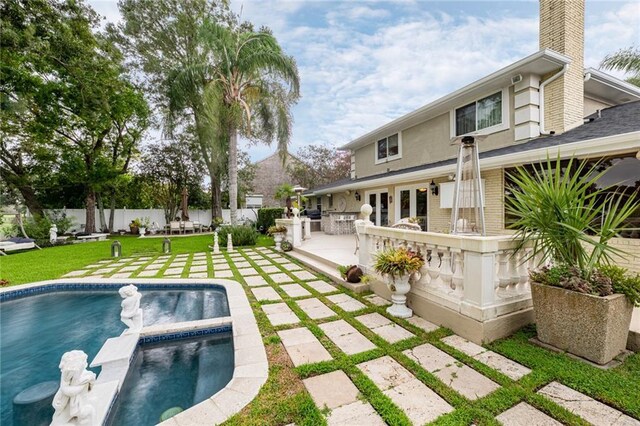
[{"x1": 539, "y1": 64, "x2": 569, "y2": 135}]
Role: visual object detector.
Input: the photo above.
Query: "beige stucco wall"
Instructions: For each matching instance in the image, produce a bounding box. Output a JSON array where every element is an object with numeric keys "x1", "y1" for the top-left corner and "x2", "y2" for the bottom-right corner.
[
  {"x1": 353, "y1": 88, "x2": 515, "y2": 180},
  {"x1": 584, "y1": 96, "x2": 613, "y2": 117}
]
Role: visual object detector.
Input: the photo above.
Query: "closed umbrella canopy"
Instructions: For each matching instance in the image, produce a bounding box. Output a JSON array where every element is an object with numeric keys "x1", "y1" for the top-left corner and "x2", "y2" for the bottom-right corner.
[{"x1": 181, "y1": 187, "x2": 189, "y2": 221}]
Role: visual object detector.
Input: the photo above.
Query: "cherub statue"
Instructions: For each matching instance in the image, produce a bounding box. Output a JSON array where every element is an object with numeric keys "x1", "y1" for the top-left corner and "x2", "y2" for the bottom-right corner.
[
  {"x1": 118, "y1": 284, "x2": 143, "y2": 333},
  {"x1": 51, "y1": 350, "x2": 96, "y2": 426}
]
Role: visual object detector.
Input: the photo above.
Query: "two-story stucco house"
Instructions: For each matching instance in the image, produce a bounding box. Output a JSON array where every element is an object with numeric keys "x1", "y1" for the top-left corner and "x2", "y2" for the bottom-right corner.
[{"x1": 308, "y1": 0, "x2": 640, "y2": 272}]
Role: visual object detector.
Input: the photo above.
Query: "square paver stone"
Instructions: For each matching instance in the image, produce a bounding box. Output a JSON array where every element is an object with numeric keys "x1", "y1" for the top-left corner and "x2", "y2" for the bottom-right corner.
[
  {"x1": 244, "y1": 276, "x2": 269, "y2": 287},
  {"x1": 281, "y1": 263, "x2": 302, "y2": 271},
  {"x1": 291, "y1": 270, "x2": 316, "y2": 281},
  {"x1": 63, "y1": 270, "x2": 89, "y2": 277},
  {"x1": 189, "y1": 272, "x2": 208, "y2": 278},
  {"x1": 95, "y1": 267, "x2": 116, "y2": 274},
  {"x1": 234, "y1": 261, "x2": 251, "y2": 268},
  {"x1": 319, "y1": 320, "x2": 376, "y2": 355},
  {"x1": 306, "y1": 280, "x2": 338, "y2": 294},
  {"x1": 144, "y1": 264, "x2": 163, "y2": 270},
  {"x1": 251, "y1": 287, "x2": 282, "y2": 301},
  {"x1": 280, "y1": 284, "x2": 311, "y2": 298},
  {"x1": 214, "y1": 263, "x2": 231, "y2": 270},
  {"x1": 254, "y1": 259, "x2": 271, "y2": 266},
  {"x1": 407, "y1": 316, "x2": 439, "y2": 333},
  {"x1": 278, "y1": 327, "x2": 332, "y2": 366},
  {"x1": 262, "y1": 303, "x2": 300, "y2": 326},
  {"x1": 496, "y1": 402, "x2": 562, "y2": 426},
  {"x1": 303, "y1": 370, "x2": 360, "y2": 410},
  {"x1": 137, "y1": 270, "x2": 159, "y2": 277},
  {"x1": 190, "y1": 265, "x2": 208, "y2": 272},
  {"x1": 214, "y1": 270, "x2": 234, "y2": 278},
  {"x1": 118, "y1": 265, "x2": 140, "y2": 272},
  {"x1": 169, "y1": 262, "x2": 187, "y2": 268},
  {"x1": 164, "y1": 267, "x2": 184, "y2": 275},
  {"x1": 326, "y1": 400, "x2": 385, "y2": 426},
  {"x1": 111, "y1": 272, "x2": 132, "y2": 278},
  {"x1": 260, "y1": 266, "x2": 281, "y2": 274},
  {"x1": 296, "y1": 298, "x2": 336, "y2": 319},
  {"x1": 237, "y1": 268, "x2": 259, "y2": 276},
  {"x1": 441, "y1": 335, "x2": 486, "y2": 356},
  {"x1": 326, "y1": 293, "x2": 366, "y2": 312},
  {"x1": 191, "y1": 260, "x2": 207, "y2": 266},
  {"x1": 212, "y1": 258, "x2": 228, "y2": 264},
  {"x1": 364, "y1": 294, "x2": 391, "y2": 306},
  {"x1": 538, "y1": 382, "x2": 639, "y2": 426},
  {"x1": 356, "y1": 314, "x2": 414, "y2": 343},
  {"x1": 268, "y1": 273, "x2": 294, "y2": 284}
]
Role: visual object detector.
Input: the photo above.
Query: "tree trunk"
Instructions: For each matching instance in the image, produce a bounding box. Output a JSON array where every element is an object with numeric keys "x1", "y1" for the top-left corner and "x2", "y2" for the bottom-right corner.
[
  {"x1": 17, "y1": 183, "x2": 45, "y2": 219},
  {"x1": 228, "y1": 128, "x2": 238, "y2": 225},
  {"x1": 211, "y1": 178, "x2": 223, "y2": 219},
  {"x1": 108, "y1": 191, "x2": 116, "y2": 232},
  {"x1": 97, "y1": 193, "x2": 107, "y2": 232},
  {"x1": 85, "y1": 190, "x2": 96, "y2": 233}
]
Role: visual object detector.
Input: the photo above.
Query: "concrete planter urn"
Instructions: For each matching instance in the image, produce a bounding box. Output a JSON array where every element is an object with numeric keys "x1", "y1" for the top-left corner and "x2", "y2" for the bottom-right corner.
[
  {"x1": 531, "y1": 282, "x2": 633, "y2": 365},
  {"x1": 138, "y1": 227, "x2": 146, "y2": 237},
  {"x1": 386, "y1": 274, "x2": 413, "y2": 318}
]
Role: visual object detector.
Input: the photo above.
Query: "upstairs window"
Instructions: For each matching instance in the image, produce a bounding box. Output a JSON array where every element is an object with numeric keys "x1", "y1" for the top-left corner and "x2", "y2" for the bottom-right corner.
[
  {"x1": 375, "y1": 133, "x2": 401, "y2": 164},
  {"x1": 455, "y1": 91, "x2": 503, "y2": 136}
]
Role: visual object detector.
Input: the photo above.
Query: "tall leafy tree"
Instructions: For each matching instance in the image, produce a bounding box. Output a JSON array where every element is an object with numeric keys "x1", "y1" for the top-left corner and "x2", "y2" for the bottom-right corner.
[
  {"x1": 288, "y1": 145, "x2": 351, "y2": 190},
  {"x1": 196, "y1": 20, "x2": 300, "y2": 224},
  {"x1": 601, "y1": 47, "x2": 640, "y2": 87}
]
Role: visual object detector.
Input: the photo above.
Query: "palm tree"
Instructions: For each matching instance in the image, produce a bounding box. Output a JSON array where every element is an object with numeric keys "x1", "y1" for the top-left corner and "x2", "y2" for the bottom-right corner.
[
  {"x1": 601, "y1": 47, "x2": 640, "y2": 87},
  {"x1": 199, "y1": 20, "x2": 300, "y2": 224}
]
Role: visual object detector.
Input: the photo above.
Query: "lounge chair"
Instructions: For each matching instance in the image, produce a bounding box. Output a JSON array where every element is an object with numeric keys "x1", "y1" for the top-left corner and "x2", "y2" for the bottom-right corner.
[
  {"x1": 391, "y1": 218, "x2": 422, "y2": 231},
  {"x1": 0, "y1": 237, "x2": 41, "y2": 255},
  {"x1": 169, "y1": 221, "x2": 181, "y2": 235}
]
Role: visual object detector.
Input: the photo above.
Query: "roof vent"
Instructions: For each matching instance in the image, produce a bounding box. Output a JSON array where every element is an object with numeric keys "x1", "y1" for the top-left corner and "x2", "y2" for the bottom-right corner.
[{"x1": 511, "y1": 74, "x2": 523, "y2": 85}]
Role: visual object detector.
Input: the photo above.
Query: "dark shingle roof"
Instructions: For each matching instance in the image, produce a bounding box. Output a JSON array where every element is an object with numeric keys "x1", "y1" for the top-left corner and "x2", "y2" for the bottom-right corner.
[{"x1": 309, "y1": 101, "x2": 640, "y2": 193}]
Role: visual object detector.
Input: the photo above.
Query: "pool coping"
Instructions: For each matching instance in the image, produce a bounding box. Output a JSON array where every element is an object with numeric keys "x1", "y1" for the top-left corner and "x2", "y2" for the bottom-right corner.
[{"x1": 1, "y1": 278, "x2": 268, "y2": 426}]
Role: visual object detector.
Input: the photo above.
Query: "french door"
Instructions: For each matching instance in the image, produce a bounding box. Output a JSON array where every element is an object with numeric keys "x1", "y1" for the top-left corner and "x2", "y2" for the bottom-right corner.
[
  {"x1": 395, "y1": 184, "x2": 429, "y2": 231},
  {"x1": 365, "y1": 190, "x2": 389, "y2": 226}
]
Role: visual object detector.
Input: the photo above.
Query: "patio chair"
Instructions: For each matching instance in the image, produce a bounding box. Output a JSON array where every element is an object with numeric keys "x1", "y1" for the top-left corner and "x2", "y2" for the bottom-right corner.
[
  {"x1": 193, "y1": 221, "x2": 202, "y2": 233},
  {"x1": 183, "y1": 221, "x2": 195, "y2": 234},
  {"x1": 391, "y1": 218, "x2": 422, "y2": 231},
  {"x1": 169, "y1": 221, "x2": 181, "y2": 235}
]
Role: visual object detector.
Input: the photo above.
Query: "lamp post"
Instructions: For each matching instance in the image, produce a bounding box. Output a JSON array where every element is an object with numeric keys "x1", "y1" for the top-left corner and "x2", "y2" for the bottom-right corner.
[
  {"x1": 111, "y1": 240, "x2": 121, "y2": 258},
  {"x1": 292, "y1": 185, "x2": 307, "y2": 209}
]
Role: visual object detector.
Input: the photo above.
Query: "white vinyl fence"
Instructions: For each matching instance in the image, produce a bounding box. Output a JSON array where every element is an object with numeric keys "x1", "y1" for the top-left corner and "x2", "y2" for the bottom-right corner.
[{"x1": 47, "y1": 208, "x2": 260, "y2": 232}]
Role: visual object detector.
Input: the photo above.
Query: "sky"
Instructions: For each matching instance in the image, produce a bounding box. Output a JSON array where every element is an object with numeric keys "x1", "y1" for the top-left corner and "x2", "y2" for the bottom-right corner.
[{"x1": 88, "y1": 0, "x2": 640, "y2": 162}]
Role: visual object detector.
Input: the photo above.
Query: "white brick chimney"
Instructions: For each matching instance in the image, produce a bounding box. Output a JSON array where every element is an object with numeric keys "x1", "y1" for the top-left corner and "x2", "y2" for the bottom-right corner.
[{"x1": 539, "y1": 0, "x2": 585, "y2": 133}]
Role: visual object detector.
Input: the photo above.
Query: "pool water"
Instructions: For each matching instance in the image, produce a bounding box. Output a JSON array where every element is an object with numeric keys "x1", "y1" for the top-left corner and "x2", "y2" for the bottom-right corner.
[
  {"x1": 0, "y1": 288, "x2": 229, "y2": 425},
  {"x1": 106, "y1": 333, "x2": 234, "y2": 426}
]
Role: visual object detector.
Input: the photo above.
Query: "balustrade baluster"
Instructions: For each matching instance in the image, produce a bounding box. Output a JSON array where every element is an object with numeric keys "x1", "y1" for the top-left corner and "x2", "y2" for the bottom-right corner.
[
  {"x1": 451, "y1": 249, "x2": 464, "y2": 297},
  {"x1": 439, "y1": 248, "x2": 453, "y2": 291}
]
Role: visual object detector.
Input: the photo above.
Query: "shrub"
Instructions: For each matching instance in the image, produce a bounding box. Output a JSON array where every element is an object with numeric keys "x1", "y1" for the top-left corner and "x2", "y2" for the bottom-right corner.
[
  {"x1": 257, "y1": 208, "x2": 285, "y2": 233},
  {"x1": 217, "y1": 225, "x2": 258, "y2": 247}
]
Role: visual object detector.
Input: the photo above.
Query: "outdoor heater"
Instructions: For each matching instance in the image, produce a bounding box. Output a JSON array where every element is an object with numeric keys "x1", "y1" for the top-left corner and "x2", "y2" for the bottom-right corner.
[{"x1": 450, "y1": 135, "x2": 486, "y2": 236}]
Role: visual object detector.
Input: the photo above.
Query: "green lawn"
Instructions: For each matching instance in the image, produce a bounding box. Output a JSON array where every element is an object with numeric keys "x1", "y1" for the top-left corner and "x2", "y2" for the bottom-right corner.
[{"x1": 0, "y1": 234, "x2": 273, "y2": 285}]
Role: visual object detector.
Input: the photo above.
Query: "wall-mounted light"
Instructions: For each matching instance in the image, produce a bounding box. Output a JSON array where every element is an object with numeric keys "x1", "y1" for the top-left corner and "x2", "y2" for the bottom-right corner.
[
  {"x1": 327, "y1": 193, "x2": 332, "y2": 197},
  {"x1": 418, "y1": 187, "x2": 428, "y2": 193},
  {"x1": 354, "y1": 191, "x2": 361, "y2": 201},
  {"x1": 430, "y1": 180, "x2": 439, "y2": 196}
]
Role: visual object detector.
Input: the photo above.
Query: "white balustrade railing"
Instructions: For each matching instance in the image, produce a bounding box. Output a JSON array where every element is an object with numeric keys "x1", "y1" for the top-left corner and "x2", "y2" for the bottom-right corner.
[{"x1": 356, "y1": 223, "x2": 534, "y2": 322}]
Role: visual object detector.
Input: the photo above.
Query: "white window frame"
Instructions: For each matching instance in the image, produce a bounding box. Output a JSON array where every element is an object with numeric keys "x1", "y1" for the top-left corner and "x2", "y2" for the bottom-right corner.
[
  {"x1": 394, "y1": 183, "x2": 430, "y2": 231},
  {"x1": 374, "y1": 132, "x2": 402, "y2": 164},
  {"x1": 450, "y1": 88, "x2": 510, "y2": 137}
]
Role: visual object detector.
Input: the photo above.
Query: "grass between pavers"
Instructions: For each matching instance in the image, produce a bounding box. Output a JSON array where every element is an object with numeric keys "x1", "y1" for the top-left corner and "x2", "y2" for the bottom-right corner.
[
  {"x1": 3, "y1": 241, "x2": 639, "y2": 425},
  {"x1": 0, "y1": 234, "x2": 273, "y2": 285}
]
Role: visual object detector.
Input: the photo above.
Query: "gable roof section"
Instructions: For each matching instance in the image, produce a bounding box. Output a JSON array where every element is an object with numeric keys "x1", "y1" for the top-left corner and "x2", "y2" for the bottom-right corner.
[{"x1": 309, "y1": 101, "x2": 640, "y2": 194}]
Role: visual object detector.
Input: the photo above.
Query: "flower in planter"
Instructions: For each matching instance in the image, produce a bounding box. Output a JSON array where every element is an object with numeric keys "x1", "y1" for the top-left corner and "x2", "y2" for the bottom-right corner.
[
  {"x1": 267, "y1": 225, "x2": 287, "y2": 236},
  {"x1": 373, "y1": 247, "x2": 424, "y2": 282}
]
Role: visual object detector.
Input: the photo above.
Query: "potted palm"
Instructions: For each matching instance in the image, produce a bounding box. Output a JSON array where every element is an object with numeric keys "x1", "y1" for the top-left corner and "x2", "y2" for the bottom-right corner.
[
  {"x1": 267, "y1": 225, "x2": 288, "y2": 251},
  {"x1": 373, "y1": 247, "x2": 424, "y2": 318},
  {"x1": 507, "y1": 156, "x2": 640, "y2": 365}
]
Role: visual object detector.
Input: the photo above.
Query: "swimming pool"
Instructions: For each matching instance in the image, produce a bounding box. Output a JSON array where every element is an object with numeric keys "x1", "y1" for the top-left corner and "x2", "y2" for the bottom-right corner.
[{"x1": 0, "y1": 285, "x2": 230, "y2": 425}]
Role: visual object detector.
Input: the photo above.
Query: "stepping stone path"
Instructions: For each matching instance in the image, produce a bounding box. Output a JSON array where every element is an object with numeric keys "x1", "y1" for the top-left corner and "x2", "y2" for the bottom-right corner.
[
  {"x1": 406, "y1": 316, "x2": 439, "y2": 333},
  {"x1": 303, "y1": 371, "x2": 384, "y2": 426},
  {"x1": 357, "y1": 356, "x2": 453, "y2": 424},
  {"x1": 356, "y1": 313, "x2": 414, "y2": 343},
  {"x1": 214, "y1": 270, "x2": 234, "y2": 278},
  {"x1": 262, "y1": 303, "x2": 299, "y2": 326},
  {"x1": 261, "y1": 266, "x2": 281, "y2": 274},
  {"x1": 496, "y1": 402, "x2": 562, "y2": 426},
  {"x1": 269, "y1": 273, "x2": 294, "y2": 284},
  {"x1": 237, "y1": 267, "x2": 259, "y2": 276},
  {"x1": 296, "y1": 298, "x2": 335, "y2": 319},
  {"x1": 279, "y1": 284, "x2": 311, "y2": 298},
  {"x1": 403, "y1": 343, "x2": 500, "y2": 400},
  {"x1": 251, "y1": 287, "x2": 282, "y2": 302},
  {"x1": 318, "y1": 320, "x2": 376, "y2": 355},
  {"x1": 441, "y1": 335, "x2": 531, "y2": 380},
  {"x1": 538, "y1": 382, "x2": 640, "y2": 426},
  {"x1": 306, "y1": 280, "x2": 338, "y2": 294},
  {"x1": 278, "y1": 327, "x2": 332, "y2": 366},
  {"x1": 244, "y1": 276, "x2": 269, "y2": 287},
  {"x1": 326, "y1": 293, "x2": 366, "y2": 312},
  {"x1": 363, "y1": 294, "x2": 390, "y2": 306},
  {"x1": 290, "y1": 270, "x2": 316, "y2": 281}
]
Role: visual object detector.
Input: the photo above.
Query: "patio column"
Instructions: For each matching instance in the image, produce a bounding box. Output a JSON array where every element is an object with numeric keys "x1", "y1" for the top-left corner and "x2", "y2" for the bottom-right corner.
[{"x1": 460, "y1": 250, "x2": 498, "y2": 321}]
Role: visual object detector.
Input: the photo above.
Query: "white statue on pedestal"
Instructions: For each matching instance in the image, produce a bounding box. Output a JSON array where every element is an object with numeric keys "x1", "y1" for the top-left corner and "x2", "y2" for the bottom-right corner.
[
  {"x1": 49, "y1": 224, "x2": 58, "y2": 244},
  {"x1": 51, "y1": 350, "x2": 96, "y2": 426},
  {"x1": 213, "y1": 231, "x2": 220, "y2": 254},
  {"x1": 227, "y1": 233, "x2": 233, "y2": 252},
  {"x1": 118, "y1": 285, "x2": 143, "y2": 333}
]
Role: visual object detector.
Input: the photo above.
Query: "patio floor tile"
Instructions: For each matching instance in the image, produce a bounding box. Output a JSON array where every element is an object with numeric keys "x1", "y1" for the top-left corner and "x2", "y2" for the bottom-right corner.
[
  {"x1": 319, "y1": 320, "x2": 376, "y2": 355},
  {"x1": 234, "y1": 261, "x2": 251, "y2": 268},
  {"x1": 110, "y1": 272, "x2": 132, "y2": 278},
  {"x1": 244, "y1": 276, "x2": 270, "y2": 287},
  {"x1": 254, "y1": 259, "x2": 271, "y2": 266},
  {"x1": 268, "y1": 273, "x2": 294, "y2": 284},
  {"x1": 290, "y1": 270, "x2": 316, "y2": 280},
  {"x1": 260, "y1": 266, "x2": 281, "y2": 274},
  {"x1": 237, "y1": 267, "x2": 259, "y2": 276},
  {"x1": 538, "y1": 382, "x2": 640, "y2": 426},
  {"x1": 363, "y1": 294, "x2": 390, "y2": 306},
  {"x1": 280, "y1": 284, "x2": 311, "y2": 298},
  {"x1": 303, "y1": 370, "x2": 359, "y2": 410},
  {"x1": 137, "y1": 270, "x2": 159, "y2": 277},
  {"x1": 214, "y1": 270, "x2": 234, "y2": 278},
  {"x1": 281, "y1": 263, "x2": 302, "y2": 271},
  {"x1": 63, "y1": 270, "x2": 89, "y2": 277},
  {"x1": 278, "y1": 327, "x2": 332, "y2": 366},
  {"x1": 251, "y1": 287, "x2": 282, "y2": 301},
  {"x1": 496, "y1": 402, "x2": 562, "y2": 426},
  {"x1": 356, "y1": 313, "x2": 414, "y2": 343},
  {"x1": 406, "y1": 316, "x2": 439, "y2": 333},
  {"x1": 215, "y1": 263, "x2": 231, "y2": 270},
  {"x1": 306, "y1": 280, "x2": 338, "y2": 294},
  {"x1": 295, "y1": 298, "x2": 335, "y2": 319},
  {"x1": 326, "y1": 293, "x2": 366, "y2": 312},
  {"x1": 190, "y1": 265, "x2": 208, "y2": 272},
  {"x1": 326, "y1": 400, "x2": 385, "y2": 426},
  {"x1": 404, "y1": 343, "x2": 500, "y2": 400},
  {"x1": 189, "y1": 272, "x2": 208, "y2": 278},
  {"x1": 262, "y1": 303, "x2": 299, "y2": 326},
  {"x1": 164, "y1": 267, "x2": 184, "y2": 275}
]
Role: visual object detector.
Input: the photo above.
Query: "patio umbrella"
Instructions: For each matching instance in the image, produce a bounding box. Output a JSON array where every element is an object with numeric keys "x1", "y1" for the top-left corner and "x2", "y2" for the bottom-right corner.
[{"x1": 181, "y1": 187, "x2": 189, "y2": 221}]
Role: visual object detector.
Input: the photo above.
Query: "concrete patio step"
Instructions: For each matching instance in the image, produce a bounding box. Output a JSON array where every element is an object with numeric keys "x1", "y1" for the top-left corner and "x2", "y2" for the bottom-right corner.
[{"x1": 289, "y1": 247, "x2": 369, "y2": 293}]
